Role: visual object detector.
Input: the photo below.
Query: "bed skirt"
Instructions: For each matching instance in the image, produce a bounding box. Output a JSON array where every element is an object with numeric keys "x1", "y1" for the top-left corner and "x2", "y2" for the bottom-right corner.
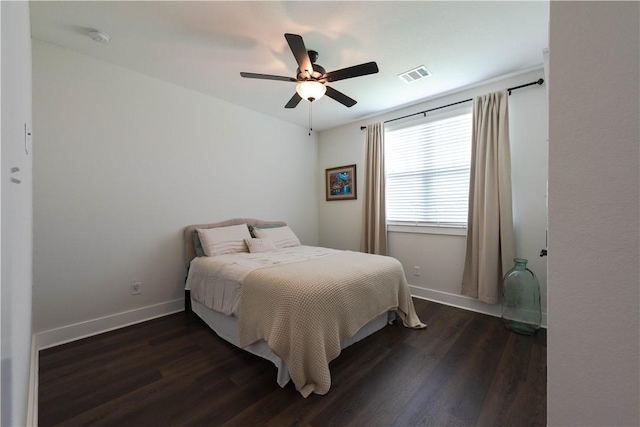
[{"x1": 190, "y1": 298, "x2": 394, "y2": 388}]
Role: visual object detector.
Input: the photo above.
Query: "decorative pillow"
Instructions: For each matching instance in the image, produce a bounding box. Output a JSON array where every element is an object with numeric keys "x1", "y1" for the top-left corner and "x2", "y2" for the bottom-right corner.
[
  {"x1": 196, "y1": 224, "x2": 251, "y2": 256},
  {"x1": 249, "y1": 223, "x2": 284, "y2": 237},
  {"x1": 252, "y1": 225, "x2": 301, "y2": 248},
  {"x1": 193, "y1": 230, "x2": 206, "y2": 257},
  {"x1": 244, "y1": 238, "x2": 278, "y2": 253}
]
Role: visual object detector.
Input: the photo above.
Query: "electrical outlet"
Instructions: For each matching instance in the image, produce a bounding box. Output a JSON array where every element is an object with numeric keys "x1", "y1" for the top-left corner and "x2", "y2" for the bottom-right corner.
[
  {"x1": 414, "y1": 266, "x2": 420, "y2": 276},
  {"x1": 131, "y1": 280, "x2": 141, "y2": 295}
]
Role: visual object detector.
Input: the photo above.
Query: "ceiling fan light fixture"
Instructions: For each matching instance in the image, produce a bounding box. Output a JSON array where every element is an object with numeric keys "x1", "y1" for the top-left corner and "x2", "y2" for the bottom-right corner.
[{"x1": 296, "y1": 81, "x2": 326, "y2": 102}]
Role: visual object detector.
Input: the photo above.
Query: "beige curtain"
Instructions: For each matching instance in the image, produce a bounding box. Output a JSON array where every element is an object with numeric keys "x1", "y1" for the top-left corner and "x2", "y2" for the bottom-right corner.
[
  {"x1": 461, "y1": 90, "x2": 515, "y2": 304},
  {"x1": 360, "y1": 123, "x2": 387, "y2": 255}
]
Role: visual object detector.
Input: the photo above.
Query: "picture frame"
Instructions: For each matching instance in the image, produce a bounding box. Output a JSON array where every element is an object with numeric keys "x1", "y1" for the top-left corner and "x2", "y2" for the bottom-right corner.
[{"x1": 325, "y1": 164, "x2": 357, "y2": 201}]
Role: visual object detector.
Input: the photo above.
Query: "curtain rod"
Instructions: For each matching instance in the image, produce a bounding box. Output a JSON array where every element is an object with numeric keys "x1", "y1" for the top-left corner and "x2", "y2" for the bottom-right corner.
[{"x1": 360, "y1": 78, "x2": 544, "y2": 130}]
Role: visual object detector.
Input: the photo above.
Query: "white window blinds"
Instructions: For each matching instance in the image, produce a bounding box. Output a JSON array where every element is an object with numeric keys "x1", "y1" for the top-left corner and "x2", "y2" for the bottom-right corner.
[{"x1": 385, "y1": 108, "x2": 472, "y2": 227}]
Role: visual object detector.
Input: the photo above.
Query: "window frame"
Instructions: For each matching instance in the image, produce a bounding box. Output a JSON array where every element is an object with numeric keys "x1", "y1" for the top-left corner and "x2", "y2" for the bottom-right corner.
[{"x1": 384, "y1": 103, "x2": 473, "y2": 234}]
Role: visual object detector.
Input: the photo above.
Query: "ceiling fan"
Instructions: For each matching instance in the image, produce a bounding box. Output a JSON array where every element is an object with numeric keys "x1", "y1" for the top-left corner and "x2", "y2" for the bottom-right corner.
[{"x1": 240, "y1": 33, "x2": 379, "y2": 109}]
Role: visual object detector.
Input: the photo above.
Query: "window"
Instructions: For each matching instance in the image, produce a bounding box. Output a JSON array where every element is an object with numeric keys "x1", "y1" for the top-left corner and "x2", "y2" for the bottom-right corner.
[{"x1": 385, "y1": 106, "x2": 472, "y2": 228}]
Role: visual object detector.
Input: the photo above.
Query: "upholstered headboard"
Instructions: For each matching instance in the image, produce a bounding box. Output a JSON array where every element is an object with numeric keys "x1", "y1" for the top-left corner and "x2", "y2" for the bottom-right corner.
[{"x1": 183, "y1": 218, "x2": 287, "y2": 267}]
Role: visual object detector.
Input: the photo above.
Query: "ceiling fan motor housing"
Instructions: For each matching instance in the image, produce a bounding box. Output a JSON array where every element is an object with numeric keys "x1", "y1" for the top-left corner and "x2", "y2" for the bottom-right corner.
[{"x1": 298, "y1": 63, "x2": 326, "y2": 81}]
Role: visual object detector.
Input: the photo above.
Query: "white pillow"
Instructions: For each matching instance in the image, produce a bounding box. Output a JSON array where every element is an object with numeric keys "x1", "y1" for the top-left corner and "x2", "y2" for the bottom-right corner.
[
  {"x1": 253, "y1": 225, "x2": 301, "y2": 248},
  {"x1": 244, "y1": 238, "x2": 277, "y2": 253},
  {"x1": 196, "y1": 224, "x2": 251, "y2": 256}
]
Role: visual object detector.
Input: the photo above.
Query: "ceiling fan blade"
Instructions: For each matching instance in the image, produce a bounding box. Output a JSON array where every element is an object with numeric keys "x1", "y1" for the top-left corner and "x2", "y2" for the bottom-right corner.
[
  {"x1": 285, "y1": 92, "x2": 302, "y2": 109},
  {"x1": 284, "y1": 33, "x2": 313, "y2": 77},
  {"x1": 240, "y1": 72, "x2": 297, "y2": 82},
  {"x1": 324, "y1": 61, "x2": 379, "y2": 83},
  {"x1": 325, "y1": 86, "x2": 357, "y2": 107}
]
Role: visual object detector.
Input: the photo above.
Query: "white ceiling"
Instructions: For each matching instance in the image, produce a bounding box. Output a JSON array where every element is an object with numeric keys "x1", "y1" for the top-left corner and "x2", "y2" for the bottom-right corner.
[{"x1": 30, "y1": 1, "x2": 549, "y2": 132}]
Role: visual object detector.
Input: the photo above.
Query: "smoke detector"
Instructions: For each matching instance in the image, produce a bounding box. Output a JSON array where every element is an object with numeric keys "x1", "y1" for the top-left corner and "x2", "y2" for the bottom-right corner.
[
  {"x1": 398, "y1": 65, "x2": 431, "y2": 83},
  {"x1": 88, "y1": 30, "x2": 110, "y2": 44}
]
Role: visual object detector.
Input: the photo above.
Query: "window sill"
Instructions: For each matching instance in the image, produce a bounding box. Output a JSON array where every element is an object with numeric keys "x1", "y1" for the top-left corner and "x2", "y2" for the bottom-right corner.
[{"x1": 387, "y1": 224, "x2": 467, "y2": 236}]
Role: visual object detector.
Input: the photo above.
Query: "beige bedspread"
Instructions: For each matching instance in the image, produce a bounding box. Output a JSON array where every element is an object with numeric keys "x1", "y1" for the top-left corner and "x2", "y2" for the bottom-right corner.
[{"x1": 238, "y1": 251, "x2": 426, "y2": 397}]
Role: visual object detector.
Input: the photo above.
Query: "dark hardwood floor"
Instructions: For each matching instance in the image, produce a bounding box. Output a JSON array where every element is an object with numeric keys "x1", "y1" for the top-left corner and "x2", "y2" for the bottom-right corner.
[{"x1": 38, "y1": 299, "x2": 546, "y2": 426}]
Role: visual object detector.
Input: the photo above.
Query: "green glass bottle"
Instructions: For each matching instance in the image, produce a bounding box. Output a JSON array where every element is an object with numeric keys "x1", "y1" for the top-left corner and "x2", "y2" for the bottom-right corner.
[{"x1": 501, "y1": 258, "x2": 541, "y2": 335}]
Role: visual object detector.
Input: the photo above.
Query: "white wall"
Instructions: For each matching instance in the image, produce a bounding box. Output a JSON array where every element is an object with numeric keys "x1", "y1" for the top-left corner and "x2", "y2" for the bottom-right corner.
[
  {"x1": 318, "y1": 69, "x2": 548, "y2": 320},
  {"x1": 32, "y1": 40, "x2": 318, "y2": 346},
  {"x1": 548, "y1": 2, "x2": 639, "y2": 426},
  {"x1": 1, "y1": 2, "x2": 34, "y2": 425}
]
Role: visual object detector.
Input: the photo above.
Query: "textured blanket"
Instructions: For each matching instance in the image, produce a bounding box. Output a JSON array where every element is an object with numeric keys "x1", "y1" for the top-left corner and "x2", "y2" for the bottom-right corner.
[{"x1": 238, "y1": 251, "x2": 426, "y2": 397}]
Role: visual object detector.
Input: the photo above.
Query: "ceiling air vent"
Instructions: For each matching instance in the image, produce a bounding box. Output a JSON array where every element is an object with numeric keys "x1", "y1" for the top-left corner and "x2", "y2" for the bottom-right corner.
[{"x1": 398, "y1": 65, "x2": 431, "y2": 83}]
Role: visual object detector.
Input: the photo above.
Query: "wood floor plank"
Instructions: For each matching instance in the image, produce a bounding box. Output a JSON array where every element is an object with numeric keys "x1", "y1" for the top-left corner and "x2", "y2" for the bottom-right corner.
[
  {"x1": 392, "y1": 312, "x2": 509, "y2": 426},
  {"x1": 220, "y1": 383, "x2": 301, "y2": 427},
  {"x1": 264, "y1": 341, "x2": 393, "y2": 427},
  {"x1": 502, "y1": 334, "x2": 547, "y2": 427},
  {"x1": 39, "y1": 366, "x2": 163, "y2": 426},
  {"x1": 475, "y1": 331, "x2": 535, "y2": 426},
  {"x1": 38, "y1": 299, "x2": 546, "y2": 427},
  {"x1": 56, "y1": 376, "x2": 203, "y2": 427},
  {"x1": 447, "y1": 317, "x2": 511, "y2": 424},
  {"x1": 179, "y1": 370, "x2": 276, "y2": 426},
  {"x1": 404, "y1": 302, "x2": 474, "y2": 355},
  {"x1": 323, "y1": 343, "x2": 431, "y2": 427},
  {"x1": 342, "y1": 308, "x2": 475, "y2": 426}
]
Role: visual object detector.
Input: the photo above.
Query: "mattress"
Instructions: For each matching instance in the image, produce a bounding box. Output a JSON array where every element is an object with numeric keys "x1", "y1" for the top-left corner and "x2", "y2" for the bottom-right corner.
[{"x1": 185, "y1": 245, "x2": 340, "y2": 316}]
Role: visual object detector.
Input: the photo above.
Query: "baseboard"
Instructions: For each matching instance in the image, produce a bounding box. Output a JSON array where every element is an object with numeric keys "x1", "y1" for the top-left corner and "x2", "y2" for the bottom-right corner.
[
  {"x1": 34, "y1": 287, "x2": 546, "y2": 352},
  {"x1": 26, "y1": 335, "x2": 38, "y2": 427},
  {"x1": 409, "y1": 285, "x2": 548, "y2": 328},
  {"x1": 35, "y1": 299, "x2": 184, "y2": 351}
]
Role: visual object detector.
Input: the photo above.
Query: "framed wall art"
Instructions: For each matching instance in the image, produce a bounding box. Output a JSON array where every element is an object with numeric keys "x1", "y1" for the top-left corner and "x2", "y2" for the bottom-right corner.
[{"x1": 325, "y1": 164, "x2": 357, "y2": 201}]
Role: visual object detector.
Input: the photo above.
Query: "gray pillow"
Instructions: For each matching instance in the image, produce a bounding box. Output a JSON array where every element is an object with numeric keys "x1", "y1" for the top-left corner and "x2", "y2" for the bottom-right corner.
[{"x1": 193, "y1": 230, "x2": 205, "y2": 257}]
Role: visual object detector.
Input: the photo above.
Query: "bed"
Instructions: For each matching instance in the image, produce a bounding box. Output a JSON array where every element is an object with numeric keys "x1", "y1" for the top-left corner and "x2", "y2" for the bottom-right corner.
[{"x1": 183, "y1": 218, "x2": 425, "y2": 397}]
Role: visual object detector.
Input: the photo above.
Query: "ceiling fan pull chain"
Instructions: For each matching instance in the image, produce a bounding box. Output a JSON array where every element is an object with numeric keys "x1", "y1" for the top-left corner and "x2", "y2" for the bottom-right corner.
[{"x1": 309, "y1": 101, "x2": 312, "y2": 135}]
